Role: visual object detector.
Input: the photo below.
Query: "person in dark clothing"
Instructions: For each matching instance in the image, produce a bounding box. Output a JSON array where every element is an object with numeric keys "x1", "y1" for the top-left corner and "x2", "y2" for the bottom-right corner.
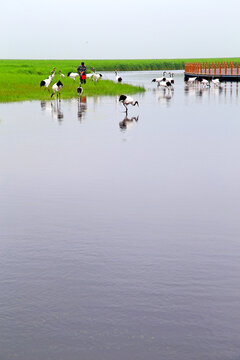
[{"x1": 77, "y1": 62, "x2": 87, "y2": 84}]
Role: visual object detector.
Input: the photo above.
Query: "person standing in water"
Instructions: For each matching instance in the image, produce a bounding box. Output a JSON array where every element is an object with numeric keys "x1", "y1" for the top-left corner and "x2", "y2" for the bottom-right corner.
[{"x1": 77, "y1": 62, "x2": 87, "y2": 84}]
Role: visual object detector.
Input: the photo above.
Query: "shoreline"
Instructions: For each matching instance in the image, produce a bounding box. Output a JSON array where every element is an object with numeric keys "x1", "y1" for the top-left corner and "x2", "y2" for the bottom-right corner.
[
  {"x1": 1, "y1": 58, "x2": 239, "y2": 102},
  {"x1": 0, "y1": 73, "x2": 145, "y2": 103}
]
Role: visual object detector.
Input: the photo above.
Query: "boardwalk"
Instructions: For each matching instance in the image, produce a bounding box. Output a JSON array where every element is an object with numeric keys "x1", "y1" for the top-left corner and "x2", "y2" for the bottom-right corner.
[{"x1": 185, "y1": 62, "x2": 240, "y2": 82}]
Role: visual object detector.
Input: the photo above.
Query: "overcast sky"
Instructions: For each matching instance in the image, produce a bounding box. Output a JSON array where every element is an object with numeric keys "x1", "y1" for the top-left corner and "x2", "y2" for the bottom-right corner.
[{"x1": 1, "y1": 0, "x2": 239, "y2": 59}]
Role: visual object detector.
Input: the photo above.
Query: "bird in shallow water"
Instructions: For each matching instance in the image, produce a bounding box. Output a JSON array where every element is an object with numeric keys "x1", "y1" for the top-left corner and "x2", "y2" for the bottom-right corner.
[
  {"x1": 93, "y1": 73, "x2": 102, "y2": 81},
  {"x1": 212, "y1": 78, "x2": 223, "y2": 87},
  {"x1": 152, "y1": 77, "x2": 166, "y2": 86},
  {"x1": 119, "y1": 95, "x2": 139, "y2": 113},
  {"x1": 159, "y1": 80, "x2": 174, "y2": 90},
  {"x1": 115, "y1": 70, "x2": 122, "y2": 83},
  {"x1": 185, "y1": 77, "x2": 197, "y2": 84},
  {"x1": 197, "y1": 78, "x2": 211, "y2": 87},
  {"x1": 91, "y1": 67, "x2": 102, "y2": 81}
]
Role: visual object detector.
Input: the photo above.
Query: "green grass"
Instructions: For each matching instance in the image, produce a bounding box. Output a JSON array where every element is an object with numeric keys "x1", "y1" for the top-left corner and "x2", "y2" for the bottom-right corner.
[
  {"x1": 0, "y1": 74, "x2": 144, "y2": 103},
  {"x1": 1, "y1": 58, "x2": 240, "y2": 73},
  {"x1": 1, "y1": 58, "x2": 240, "y2": 102},
  {"x1": 0, "y1": 60, "x2": 145, "y2": 103}
]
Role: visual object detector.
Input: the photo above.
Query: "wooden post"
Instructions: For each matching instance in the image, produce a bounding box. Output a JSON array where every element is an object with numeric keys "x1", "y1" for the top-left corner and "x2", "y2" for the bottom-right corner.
[
  {"x1": 214, "y1": 62, "x2": 216, "y2": 75},
  {"x1": 200, "y1": 63, "x2": 202, "y2": 74},
  {"x1": 209, "y1": 63, "x2": 211, "y2": 74},
  {"x1": 219, "y1": 62, "x2": 222, "y2": 75},
  {"x1": 231, "y1": 62, "x2": 233, "y2": 75},
  {"x1": 237, "y1": 63, "x2": 239, "y2": 76},
  {"x1": 205, "y1": 63, "x2": 207, "y2": 74}
]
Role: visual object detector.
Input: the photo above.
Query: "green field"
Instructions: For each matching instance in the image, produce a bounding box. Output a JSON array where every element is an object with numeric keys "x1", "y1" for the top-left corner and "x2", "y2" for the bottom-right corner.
[
  {"x1": 1, "y1": 58, "x2": 240, "y2": 73},
  {"x1": 0, "y1": 60, "x2": 145, "y2": 103},
  {"x1": 1, "y1": 58, "x2": 240, "y2": 102}
]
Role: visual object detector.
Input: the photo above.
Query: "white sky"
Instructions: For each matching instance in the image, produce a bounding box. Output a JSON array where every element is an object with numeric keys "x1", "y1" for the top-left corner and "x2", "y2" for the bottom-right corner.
[{"x1": 1, "y1": 0, "x2": 239, "y2": 59}]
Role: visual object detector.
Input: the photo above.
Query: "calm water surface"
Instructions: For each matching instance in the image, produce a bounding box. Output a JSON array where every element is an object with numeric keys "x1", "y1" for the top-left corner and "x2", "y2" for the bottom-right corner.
[{"x1": 1, "y1": 71, "x2": 240, "y2": 360}]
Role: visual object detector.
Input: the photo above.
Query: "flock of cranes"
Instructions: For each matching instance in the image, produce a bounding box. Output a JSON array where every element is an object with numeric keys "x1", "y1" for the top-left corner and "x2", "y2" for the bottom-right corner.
[
  {"x1": 40, "y1": 68, "x2": 226, "y2": 114},
  {"x1": 40, "y1": 67, "x2": 63, "y2": 99},
  {"x1": 40, "y1": 66, "x2": 138, "y2": 113},
  {"x1": 185, "y1": 76, "x2": 223, "y2": 87},
  {"x1": 152, "y1": 71, "x2": 175, "y2": 89},
  {"x1": 40, "y1": 67, "x2": 118, "y2": 100}
]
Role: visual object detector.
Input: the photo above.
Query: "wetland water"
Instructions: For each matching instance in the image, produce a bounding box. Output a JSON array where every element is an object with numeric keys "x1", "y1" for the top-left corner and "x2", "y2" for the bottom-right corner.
[{"x1": 1, "y1": 71, "x2": 240, "y2": 360}]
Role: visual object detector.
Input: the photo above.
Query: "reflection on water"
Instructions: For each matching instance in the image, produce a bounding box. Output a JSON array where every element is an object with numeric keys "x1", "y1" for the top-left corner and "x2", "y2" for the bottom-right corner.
[
  {"x1": 41, "y1": 100, "x2": 64, "y2": 124},
  {"x1": 77, "y1": 96, "x2": 87, "y2": 122},
  {"x1": 184, "y1": 81, "x2": 239, "y2": 105},
  {"x1": 119, "y1": 115, "x2": 139, "y2": 131},
  {"x1": 40, "y1": 100, "x2": 47, "y2": 110},
  {"x1": 2, "y1": 71, "x2": 240, "y2": 360},
  {"x1": 153, "y1": 87, "x2": 174, "y2": 105},
  {"x1": 51, "y1": 101, "x2": 64, "y2": 123},
  {"x1": 41, "y1": 98, "x2": 88, "y2": 124}
]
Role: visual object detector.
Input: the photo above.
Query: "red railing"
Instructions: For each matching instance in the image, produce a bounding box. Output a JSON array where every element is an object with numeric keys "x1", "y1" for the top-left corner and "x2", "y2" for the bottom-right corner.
[{"x1": 185, "y1": 62, "x2": 239, "y2": 76}]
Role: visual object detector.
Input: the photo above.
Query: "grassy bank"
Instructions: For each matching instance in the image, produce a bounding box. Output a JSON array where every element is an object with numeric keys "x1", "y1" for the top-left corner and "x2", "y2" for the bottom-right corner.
[
  {"x1": 0, "y1": 60, "x2": 145, "y2": 103},
  {"x1": 0, "y1": 75, "x2": 144, "y2": 103}
]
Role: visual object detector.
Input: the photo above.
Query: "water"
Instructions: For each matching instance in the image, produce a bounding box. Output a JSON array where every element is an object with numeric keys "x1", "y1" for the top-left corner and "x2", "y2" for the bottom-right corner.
[{"x1": 1, "y1": 71, "x2": 240, "y2": 360}]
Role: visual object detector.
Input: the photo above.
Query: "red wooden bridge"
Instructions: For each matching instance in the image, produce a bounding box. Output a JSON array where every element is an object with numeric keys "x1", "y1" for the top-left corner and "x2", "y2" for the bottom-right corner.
[{"x1": 185, "y1": 62, "x2": 240, "y2": 81}]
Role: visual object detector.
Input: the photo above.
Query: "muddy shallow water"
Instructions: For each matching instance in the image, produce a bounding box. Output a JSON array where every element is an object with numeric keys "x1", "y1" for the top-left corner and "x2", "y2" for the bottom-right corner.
[{"x1": 1, "y1": 71, "x2": 240, "y2": 360}]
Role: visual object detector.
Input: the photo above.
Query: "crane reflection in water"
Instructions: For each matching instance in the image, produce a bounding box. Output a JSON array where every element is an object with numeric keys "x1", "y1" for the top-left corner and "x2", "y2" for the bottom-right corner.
[
  {"x1": 119, "y1": 115, "x2": 139, "y2": 131},
  {"x1": 40, "y1": 100, "x2": 64, "y2": 124},
  {"x1": 77, "y1": 96, "x2": 87, "y2": 122},
  {"x1": 152, "y1": 87, "x2": 173, "y2": 106}
]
